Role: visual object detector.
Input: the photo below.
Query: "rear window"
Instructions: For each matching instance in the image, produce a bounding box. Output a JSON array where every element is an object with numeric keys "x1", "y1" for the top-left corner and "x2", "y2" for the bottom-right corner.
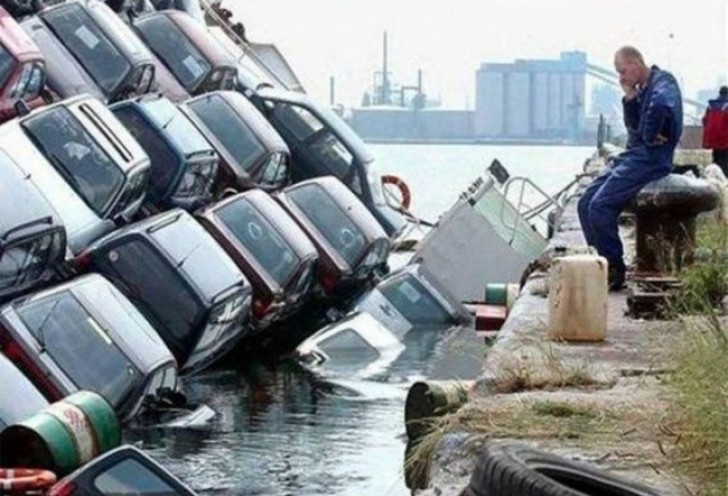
[
  {"x1": 287, "y1": 184, "x2": 366, "y2": 266},
  {"x1": 94, "y1": 458, "x2": 179, "y2": 495},
  {"x1": 216, "y1": 199, "x2": 299, "y2": 286},
  {"x1": 16, "y1": 290, "x2": 140, "y2": 407},
  {"x1": 135, "y1": 15, "x2": 210, "y2": 91},
  {"x1": 43, "y1": 4, "x2": 130, "y2": 95},
  {"x1": 100, "y1": 240, "x2": 202, "y2": 350},
  {"x1": 142, "y1": 97, "x2": 211, "y2": 157},
  {"x1": 113, "y1": 106, "x2": 177, "y2": 197},
  {"x1": 187, "y1": 95, "x2": 265, "y2": 172},
  {"x1": 379, "y1": 274, "x2": 452, "y2": 326},
  {"x1": 22, "y1": 106, "x2": 124, "y2": 216}
]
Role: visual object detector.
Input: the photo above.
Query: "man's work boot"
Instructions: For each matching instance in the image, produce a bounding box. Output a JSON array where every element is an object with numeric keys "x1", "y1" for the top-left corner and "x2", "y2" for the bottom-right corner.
[{"x1": 608, "y1": 260, "x2": 626, "y2": 292}]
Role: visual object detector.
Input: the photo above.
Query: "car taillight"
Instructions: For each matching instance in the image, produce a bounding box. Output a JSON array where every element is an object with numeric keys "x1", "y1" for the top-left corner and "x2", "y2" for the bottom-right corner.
[
  {"x1": 47, "y1": 480, "x2": 77, "y2": 496},
  {"x1": 320, "y1": 268, "x2": 338, "y2": 293},
  {"x1": 2, "y1": 338, "x2": 63, "y2": 400},
  {"x1": 252, "y1": 297, "x2": 271, "y2": 321}
]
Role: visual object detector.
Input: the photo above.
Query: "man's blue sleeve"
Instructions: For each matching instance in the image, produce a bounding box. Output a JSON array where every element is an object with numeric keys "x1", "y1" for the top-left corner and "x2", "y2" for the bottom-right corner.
[{"x1": 641, "y1": 79, "x2": 680, "y2": 146}]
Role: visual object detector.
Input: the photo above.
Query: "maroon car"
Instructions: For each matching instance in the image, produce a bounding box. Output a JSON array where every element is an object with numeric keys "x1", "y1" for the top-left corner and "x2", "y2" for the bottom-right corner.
[
  {"x1": 0, "y1": 6, "x2": 45, "y2": 122},
  {"x1": 196, "y1": 190, "x2": 318, "y2": 329},
  {"x1": 274, "y1": 177, "x2": 390, "y2": 300}
]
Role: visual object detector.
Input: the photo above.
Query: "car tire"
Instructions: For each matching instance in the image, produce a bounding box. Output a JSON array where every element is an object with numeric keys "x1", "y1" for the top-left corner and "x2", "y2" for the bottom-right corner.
[{"x1": 460, "y1": 442, "x2": 662, "y2": 496}]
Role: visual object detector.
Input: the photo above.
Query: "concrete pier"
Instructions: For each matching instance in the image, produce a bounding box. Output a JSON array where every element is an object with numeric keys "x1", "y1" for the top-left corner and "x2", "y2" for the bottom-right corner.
[{"x1": 414, "y1": 152, "x2": 699, "y2": 495}]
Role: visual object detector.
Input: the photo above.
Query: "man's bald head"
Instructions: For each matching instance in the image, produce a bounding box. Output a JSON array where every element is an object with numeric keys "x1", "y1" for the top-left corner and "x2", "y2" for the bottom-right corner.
[{"x1": 614, "y1": 46, "x2": 650, "y2": 92}]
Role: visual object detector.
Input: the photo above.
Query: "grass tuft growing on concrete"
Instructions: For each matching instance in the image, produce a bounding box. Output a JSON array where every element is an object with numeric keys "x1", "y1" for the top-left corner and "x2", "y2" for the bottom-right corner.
[{"x1": 668, "y1": 314, "x2": 728, "y2": 495}]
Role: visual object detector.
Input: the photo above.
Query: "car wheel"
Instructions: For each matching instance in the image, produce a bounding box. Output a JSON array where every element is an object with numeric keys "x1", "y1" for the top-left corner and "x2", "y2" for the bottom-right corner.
[{"x1": 460, "y1": 442, "x2": 662, "y2": 496}]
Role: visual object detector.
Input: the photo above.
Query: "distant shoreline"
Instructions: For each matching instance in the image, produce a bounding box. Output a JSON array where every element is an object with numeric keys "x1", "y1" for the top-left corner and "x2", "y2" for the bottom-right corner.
[{"x1": 362, "y1": 138, "x2": 592, "y2": 146}]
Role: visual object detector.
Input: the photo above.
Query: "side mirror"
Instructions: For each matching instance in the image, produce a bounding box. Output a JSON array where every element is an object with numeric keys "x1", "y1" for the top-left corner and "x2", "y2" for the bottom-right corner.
[
  {"x1": 14, "y1": 99, "x2": 31, "y2": 117},
  {"x1": 40, "y1": 88, "x2": 55, "y2": 105}
]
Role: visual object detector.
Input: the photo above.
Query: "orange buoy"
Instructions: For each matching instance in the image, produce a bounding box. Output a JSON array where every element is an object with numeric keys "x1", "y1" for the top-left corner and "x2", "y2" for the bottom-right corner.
[
  {"x1": 0, "y1": 468, "x2": 57, "y2": 494},
  {"x1": 381, "y1": 174, "x2": 412, "y2": 211}
]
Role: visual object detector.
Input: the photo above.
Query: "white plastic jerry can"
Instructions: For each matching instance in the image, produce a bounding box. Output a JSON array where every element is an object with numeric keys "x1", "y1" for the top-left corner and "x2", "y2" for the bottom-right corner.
[{"x1": 548, "y1": 254, "x2": 608, "y2": 342}]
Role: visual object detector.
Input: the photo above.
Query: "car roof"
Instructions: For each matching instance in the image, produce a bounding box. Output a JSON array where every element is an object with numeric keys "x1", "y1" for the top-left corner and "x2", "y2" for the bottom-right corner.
[
  {"x1": 96, "y1": 210, "x2": 249, "y2": 304},
  {"x1": 9, "y1": 273, "x2": 175, "y2": 372},
  {"x1": 0, "y1": 149, "x2": 62, "y2": 233},
  {"x1": 185, "y1": 91, "x2": 289, "y2": 154},
  {"x1": 0, "y1": 6, "x2": 42, "y2": 60},
  {"x1": 0, "y1": 352, "x2": 48, "y2": 428}
]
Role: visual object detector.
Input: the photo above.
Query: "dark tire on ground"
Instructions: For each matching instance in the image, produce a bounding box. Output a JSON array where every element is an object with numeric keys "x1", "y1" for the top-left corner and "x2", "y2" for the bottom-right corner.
[{"x1": 460, "y1": 442, "x2": 663, "y2": 496}]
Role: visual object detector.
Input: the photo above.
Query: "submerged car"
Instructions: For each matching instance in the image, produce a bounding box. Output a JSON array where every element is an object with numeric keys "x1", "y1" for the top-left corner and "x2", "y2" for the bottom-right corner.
[
  {"x1": 133, "y1": 10, "x2": 236, "y2": 97},
  {"x1": 354, "y1": 263, "x2": 470, "y2": 338},
  {"x1": 0, "y1": 352, "x2": 48, "y2": 432},
  {"x1": 111, "y1": 94, "x2": 218, "y2": 212},
  {"x1": 181, "y1": 91, "x2": 290, "y2": 193},
  {"x1": 296, "y1": 312, "x2": 405, "y2": 379},
  {"x1": 0, "y1": 95, "x2": 150, "y2": 254},
  {"x1": 76, "y1": 210, "x2": 252, "y2": 374},
  {"x1": 275, "y1": 177, "x2": 390, "y2": 300},
  {"x1": 0, "y1": 149, "x2": 66, "y2": 302},
  {"x1": 21, "y1": 0, "x2": 155, "y2": 103},
  {"x1": 47, "y1": 445, "x2": 197, "y2": 496},
  {"x1": 0, "y1": 6, "x2": 46, "y2": 122},
  {"x1": 196, "y1": 190, "x2": 318, "y2": 329},
  {"x1": 0, "y1": 274, "x2": 178, "y2": 421}
]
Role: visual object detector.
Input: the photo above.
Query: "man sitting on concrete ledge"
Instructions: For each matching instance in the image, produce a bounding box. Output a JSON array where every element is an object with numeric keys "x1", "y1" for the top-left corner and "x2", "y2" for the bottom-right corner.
[{"x1": 578, "y1": 46, "x2": 683, "y2": 291}]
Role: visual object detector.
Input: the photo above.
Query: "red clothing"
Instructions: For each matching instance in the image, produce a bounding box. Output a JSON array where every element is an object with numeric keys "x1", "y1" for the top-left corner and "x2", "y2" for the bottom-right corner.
[{"x1": 703, "y1": 98, "x2": 728, "y2": 149}]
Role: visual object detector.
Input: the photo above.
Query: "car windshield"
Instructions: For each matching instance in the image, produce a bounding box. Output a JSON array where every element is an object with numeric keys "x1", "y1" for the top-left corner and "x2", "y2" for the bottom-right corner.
[
  {"x1": 22, "y1": 106, "x2": 124, "y2": 216},
  {"x1": 287, "y1": 184, "x2": 367, "y2": 266},
  {"x1": 94, "y1": 458, "x2": 180, "y2": 495},
  {"x1": 317, "y1": 328, "x2": 381, "y2": 371},
  {"x1": 0, "y1": 231, "x2": 63, "y2": 291},
  {"x1": 112, "y1": 106, "x2": 179, "y2": 197},
  {"x1": 378, "y1": 274, "x2": 452, "y2": 326},
  {"x1": 135, "y1": 15, "x2": 210, "y2": 92},
  {"x1": 98, "y1": 239, "x2": 203, "y2": 353},
  {"x1": 0, "y1": 44, "x2": 13, "y2": 90},
  {"x1": 187, "y1": 95, "x2": 265, "y2": 172},
  {"x1": 16, "y1": 290, "x2": 141, "y2": 407},
  {"x1": 43, "y1": 4, "x2": 130, "y2": 96}
]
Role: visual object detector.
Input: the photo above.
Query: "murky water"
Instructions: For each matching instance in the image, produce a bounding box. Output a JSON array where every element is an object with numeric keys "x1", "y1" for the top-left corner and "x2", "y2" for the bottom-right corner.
[{"x1": 127, "y1": 145, "x2": 589, "y2": 495}]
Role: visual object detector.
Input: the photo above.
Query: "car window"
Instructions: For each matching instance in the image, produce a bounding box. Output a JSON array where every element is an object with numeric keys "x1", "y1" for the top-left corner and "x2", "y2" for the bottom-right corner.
[
  {"x1": 43, "y1": 4, "x2": 130, "y2": 96},
  {"x1": 94, "y1": 458, "x2": 180, "y2": 495},
  {"x1": 142, "y1": 97, "x2": 211, "y2": 157},
  {"x1": 0, "y1": 44, "x2": 13, "y2": 90},
  {"x1": 113, "y1": 106, "x2": 177, "y2": 197},
  {"x1": 23, "y1": 106, "x2": 125, "y2": 216},
  {"x1": 287, "y1": 184, "x2": 366, "y2": 266},
  {"x1": 258, "y1": 152, "x2": 288, "y2": 186},
  {"x1": 271, "y1": 101, "x2": 323, "y2": 141},
  {"x1": 100, "y1": 240, "x2": 202, "y2": 349},
  {"x1": 216, "y1": 199, "x2": 299, "y2": 286},
  {"x1": 378, "y1": 274, "x2": 452, "y2": 325},
  {"x1": 308, "y1": 131, "x2": 353, "y2": 180},
  {"x1": 10, "y1": 62, "x2": 45, "y2": 101},
  {"x1": 0, "y1": 231, "x2": 63, "y2": 291},
  {"x1": 16, "y1": 290, "x2": 141, "y2": 407},
  {"x1": 318, "y1": 328, "x2": 380, "y2": 366},
  {"x1": 135, "y1": 15, "x2": 210, "y2": 91},
  {"x1": 187, "y1": 95, "x2": 265, "y2": 172}
]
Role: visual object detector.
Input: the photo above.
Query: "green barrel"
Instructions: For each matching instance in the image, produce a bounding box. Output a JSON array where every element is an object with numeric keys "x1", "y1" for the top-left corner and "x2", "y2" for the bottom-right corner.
[
  {"x1": 484, "y1": 283, "x2": 508, "y2": 305},
  {"x1": 404, "y1": 381, "x2": 469, "y2": 441},
  {"x1": 0, "y1": 391, "x2": 120, "y2": 476}
]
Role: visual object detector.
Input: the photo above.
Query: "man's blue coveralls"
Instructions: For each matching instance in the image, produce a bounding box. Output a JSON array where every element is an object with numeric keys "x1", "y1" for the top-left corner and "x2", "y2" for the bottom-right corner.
[{"x1": 578, "y1": 66, "x2": 683, "y2": 280}]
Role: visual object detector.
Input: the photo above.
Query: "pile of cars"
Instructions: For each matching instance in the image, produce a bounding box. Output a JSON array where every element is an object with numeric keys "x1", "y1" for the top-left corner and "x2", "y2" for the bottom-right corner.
[
  {"x1": 0, "y1": 0, "x2": 413, "y2": 429},
  {"x1": 0, "y1": 0, "x2": 472, "y2": 491}
]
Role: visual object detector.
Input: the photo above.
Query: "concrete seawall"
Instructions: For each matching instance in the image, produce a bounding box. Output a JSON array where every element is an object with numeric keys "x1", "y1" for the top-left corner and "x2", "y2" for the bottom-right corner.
[{"x1": 415, "y1": 152, "x2": 693, "y2": 495}]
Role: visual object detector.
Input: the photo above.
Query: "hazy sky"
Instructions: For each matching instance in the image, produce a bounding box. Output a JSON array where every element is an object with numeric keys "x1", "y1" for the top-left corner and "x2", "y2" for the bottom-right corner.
[{"x1": 228, "y1": 0, "x2": 727, "y2": 109}]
